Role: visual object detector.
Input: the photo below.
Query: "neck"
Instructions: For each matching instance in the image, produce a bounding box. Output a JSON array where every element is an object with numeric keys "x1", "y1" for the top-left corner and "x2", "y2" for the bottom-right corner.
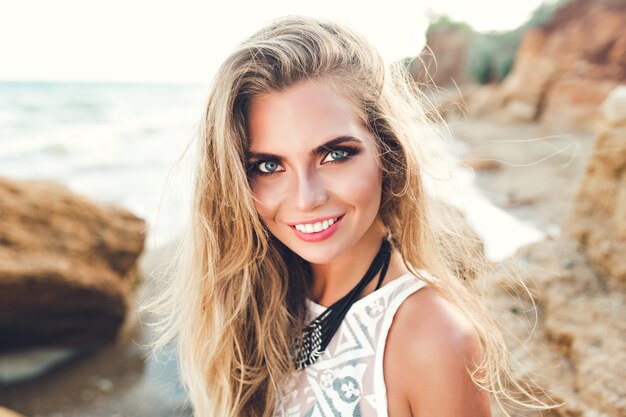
[{"x1": 308, "y1": 219, "x2": 387, "y2": 306}]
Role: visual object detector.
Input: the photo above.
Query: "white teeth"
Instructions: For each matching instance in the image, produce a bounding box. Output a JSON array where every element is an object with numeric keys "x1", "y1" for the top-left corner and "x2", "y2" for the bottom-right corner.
[{"x1": 294, "y1": 217, "x2": 340, "y2": 234}]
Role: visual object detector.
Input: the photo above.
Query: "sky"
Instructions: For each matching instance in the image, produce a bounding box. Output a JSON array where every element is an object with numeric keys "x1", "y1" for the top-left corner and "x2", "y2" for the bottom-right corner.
[{"x1": 0, "y1": 0, "x2": 546, "y2": 84}]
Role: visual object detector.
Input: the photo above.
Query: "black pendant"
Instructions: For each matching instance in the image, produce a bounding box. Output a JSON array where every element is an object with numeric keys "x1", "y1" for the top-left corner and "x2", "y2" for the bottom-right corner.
[{"x1": 294, "y1": 239, "x2": 391, "y2": 370}]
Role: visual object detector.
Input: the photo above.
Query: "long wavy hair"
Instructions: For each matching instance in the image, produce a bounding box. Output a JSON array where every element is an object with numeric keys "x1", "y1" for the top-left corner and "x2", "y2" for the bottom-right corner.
[{"x1": 142, "y1": 16, "x2": 558, "y2": 417}]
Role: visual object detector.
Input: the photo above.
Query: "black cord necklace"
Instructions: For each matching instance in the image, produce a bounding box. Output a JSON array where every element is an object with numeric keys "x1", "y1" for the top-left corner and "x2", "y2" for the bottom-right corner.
[{"x1": 294, "y1": 238, "x2": 392, "y2": 370}]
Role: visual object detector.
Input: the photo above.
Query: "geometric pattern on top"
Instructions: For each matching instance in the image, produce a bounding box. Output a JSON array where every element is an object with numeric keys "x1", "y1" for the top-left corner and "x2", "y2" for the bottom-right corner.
[{"x1": 275, "y1": 271, "x2": 432, "y2": 417}]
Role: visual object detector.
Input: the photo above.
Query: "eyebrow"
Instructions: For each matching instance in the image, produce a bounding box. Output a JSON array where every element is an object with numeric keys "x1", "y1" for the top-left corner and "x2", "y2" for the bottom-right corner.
[{"x1": 246, "y1": 135, "x2": 362, "y2": 162}]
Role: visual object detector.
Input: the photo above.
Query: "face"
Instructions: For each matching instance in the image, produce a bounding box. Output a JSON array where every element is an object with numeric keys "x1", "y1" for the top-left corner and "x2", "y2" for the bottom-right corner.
[{"x1": 246, "y1": 79, "x2": 384, "y2": 265}]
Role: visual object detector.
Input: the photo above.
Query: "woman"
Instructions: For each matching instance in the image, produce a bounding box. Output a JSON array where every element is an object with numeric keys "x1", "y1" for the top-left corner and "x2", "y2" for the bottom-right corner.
[{"x1": 144, "y1": 16, "x2": 556, "y2": 417}]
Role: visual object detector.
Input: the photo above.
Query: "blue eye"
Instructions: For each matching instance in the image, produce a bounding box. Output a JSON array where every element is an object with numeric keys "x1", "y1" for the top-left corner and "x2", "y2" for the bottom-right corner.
[
  {"x1": 322, "y1": 149, "x2": 351, "y2": 164},
  {"x1": 246, "y1": 159, "x2": 285, "y2": 177},
  {"x1": 324, "y1": 149, "x2": 348, "y2": 161},
  {"x1": 257, "y1": 161, "x2": 283, "y2": 174},
  {"x1": 247, "y1": 146, "x2": 359, "y2": 178}
]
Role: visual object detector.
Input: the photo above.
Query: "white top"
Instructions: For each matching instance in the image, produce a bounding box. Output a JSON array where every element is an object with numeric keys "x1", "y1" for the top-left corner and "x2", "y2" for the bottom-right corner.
[{"x1": 275, "y1": 271, "x2": 432, "y2": 416}]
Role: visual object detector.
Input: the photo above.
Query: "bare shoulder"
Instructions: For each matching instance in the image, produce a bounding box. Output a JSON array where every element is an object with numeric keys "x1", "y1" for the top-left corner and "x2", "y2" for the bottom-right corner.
[
  {"x1": 392, "y1": 285, "x2": 478, "y2": 352},
  {"x1": 384, "y1": 285, "x2": 492, "y2": 417}
]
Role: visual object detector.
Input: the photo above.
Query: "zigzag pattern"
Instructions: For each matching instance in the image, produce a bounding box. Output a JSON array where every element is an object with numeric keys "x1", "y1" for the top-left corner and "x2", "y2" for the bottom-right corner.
[{"x1": 275, "y1": 272, "x2": 430, "y2": 417}]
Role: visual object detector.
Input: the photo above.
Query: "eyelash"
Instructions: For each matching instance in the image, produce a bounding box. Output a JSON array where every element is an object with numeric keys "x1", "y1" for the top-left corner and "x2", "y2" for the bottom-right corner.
[{"x1": 247, "y1": 146, "x2": 361, "y2": 177}]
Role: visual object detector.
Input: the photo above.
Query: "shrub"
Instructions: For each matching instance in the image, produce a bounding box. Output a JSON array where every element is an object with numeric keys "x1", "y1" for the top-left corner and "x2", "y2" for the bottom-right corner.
[{"x1": 426, "y1": 0, "x2": 569, "y2": 84}]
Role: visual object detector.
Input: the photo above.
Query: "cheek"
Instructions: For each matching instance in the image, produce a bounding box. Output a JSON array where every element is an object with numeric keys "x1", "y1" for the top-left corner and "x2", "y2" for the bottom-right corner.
[
  {"x1": 250, "y1": 180, "x2": 283, "y2": 223},
  {"x1": 332, "y1": 159, "x2": 382, "y2": 210}
]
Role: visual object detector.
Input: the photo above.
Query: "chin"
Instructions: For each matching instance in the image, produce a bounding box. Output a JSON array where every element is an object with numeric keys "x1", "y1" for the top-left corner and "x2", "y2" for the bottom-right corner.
[
  {"x1": 295, "y1": 250, "x2": 338, "y2": 265},
  {"x1": 280, "y1": 238, "x2": 344, "y2": 265}
]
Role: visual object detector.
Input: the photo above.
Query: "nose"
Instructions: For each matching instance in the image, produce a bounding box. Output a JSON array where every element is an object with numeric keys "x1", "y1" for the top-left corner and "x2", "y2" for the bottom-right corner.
[{"x1": 291, "y1": 167, "x2": 328, "y2": 212}]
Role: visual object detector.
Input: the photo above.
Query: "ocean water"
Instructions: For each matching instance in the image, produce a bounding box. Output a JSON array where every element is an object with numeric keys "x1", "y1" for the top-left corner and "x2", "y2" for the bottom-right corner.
[{"x1": 0, "y1": 81, "x2": 206, "y2": 247}]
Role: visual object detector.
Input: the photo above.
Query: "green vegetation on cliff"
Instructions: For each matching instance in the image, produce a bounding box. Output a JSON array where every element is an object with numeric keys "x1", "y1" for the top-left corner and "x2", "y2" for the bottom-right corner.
[{"x1": 427, "y1": 0, "x2": 569, "y2": 84}]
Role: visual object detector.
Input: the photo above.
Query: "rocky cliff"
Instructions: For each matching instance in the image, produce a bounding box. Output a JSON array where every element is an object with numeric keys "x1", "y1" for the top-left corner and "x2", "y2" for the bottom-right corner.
[
  {"x1": 489, "y1": 87, "x2": 626, "y2": 417},
  {"x1": 568, "y1": 86, "x2": 626, "y2": 290},
  {"x1": 500, "y1": 0, "x2": 626, "y2": 131},
  {"x1": 415, "y1": 28, "x2": 471, "y2": 87}
]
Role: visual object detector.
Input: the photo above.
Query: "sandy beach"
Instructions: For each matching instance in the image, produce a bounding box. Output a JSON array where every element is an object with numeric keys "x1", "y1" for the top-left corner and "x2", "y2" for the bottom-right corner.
[{"x1": 449, "y1": 117, "x2": 594, "y2": 231}]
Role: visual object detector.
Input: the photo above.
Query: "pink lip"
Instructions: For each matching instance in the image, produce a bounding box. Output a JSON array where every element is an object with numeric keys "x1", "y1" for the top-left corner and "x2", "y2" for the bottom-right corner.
[{"x1": 290, "y1": 215, "x2": 345, "y2": 243}]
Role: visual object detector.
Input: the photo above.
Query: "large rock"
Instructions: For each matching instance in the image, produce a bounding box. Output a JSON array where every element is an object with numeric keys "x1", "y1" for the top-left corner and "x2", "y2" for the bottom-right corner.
[
  {"x1": 567, "y1": 86, "x2": 626, "y2": 290},
  {"x1": 415, "y1": 28, "x2": 471, "y2": 87},
  {"x1": 541, "y1": 77, "x2": 618, "y2": 131},
  {"x1": 485, "y1": 86, "x2": 626, "y2": 417},
  {"x1": 499, "y1": 28, "x2": 557, "y2": 121},
  {"x1": 490, "y1": 239, "x2": 626, "y2": 417},
  {"x1": 499, "y1": 0, "x2": 626, "y2": 131},
  {"x1": 0, "y1": 177, "x2": 146, "y2": 351}
]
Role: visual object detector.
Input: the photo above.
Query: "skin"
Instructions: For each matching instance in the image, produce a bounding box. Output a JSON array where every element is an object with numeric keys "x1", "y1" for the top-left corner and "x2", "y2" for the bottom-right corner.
[
  {"x1": 246, "y1": 78, "x2": 394, "y2": 303},
  {"x1": 246, "y1": 78, "x2": 491, "y2": 416},
  {"x1": 385, "y1": 287, "x2": 493, "y2": 417}
]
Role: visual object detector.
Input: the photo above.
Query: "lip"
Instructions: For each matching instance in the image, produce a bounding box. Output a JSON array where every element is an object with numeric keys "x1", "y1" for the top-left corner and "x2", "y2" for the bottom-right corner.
[{"x1": 290, "y1": 214, "x2": 345, "y2": 243}]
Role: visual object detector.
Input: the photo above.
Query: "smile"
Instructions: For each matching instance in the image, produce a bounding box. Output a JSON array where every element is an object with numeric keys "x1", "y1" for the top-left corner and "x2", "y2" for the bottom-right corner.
[
  {"x1": 294, "y1": 216, "x2": 340, "y2": 233},
  {"x1": 289, "y1": 214, "x2": 345, "y2": 242}
]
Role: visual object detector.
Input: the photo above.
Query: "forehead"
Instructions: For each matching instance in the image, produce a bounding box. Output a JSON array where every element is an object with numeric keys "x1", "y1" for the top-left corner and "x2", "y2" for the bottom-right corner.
[{"x1": 246, "y1": 79, "x2": 371, "y2": 152}]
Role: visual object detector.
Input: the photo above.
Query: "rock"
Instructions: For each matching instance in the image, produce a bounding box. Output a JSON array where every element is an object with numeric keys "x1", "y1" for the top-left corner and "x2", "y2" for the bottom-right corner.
[
  {"x1": 503, "y1": 194, "x2": 536, "y2": 209},
  {"x1": 567, "y1": 86, "x2": 626, "y2": 290},
  {"x1": 541, "y1": 77, "x2": 618, "y2": 132},
  {"x1": 496, "y1": 0, "x2": 626, "y2": 131},
  {"x1": 0, "y1": 348, "x2": 76, "y2": 385},
  {"x1": 601, "y1": 85, "x2": 626, "y2": 124},
  {"x1": 0, "y1": 177, "x2": 146, "y2": 351},
  {"x1": 461, "y1": 157, "x2": 502, "y2": 172},
  {"x1": 500, "y1": 28, "x2": 556, "y2": 119},
  {"x1": 0, "y1": 406, "x2": 25, "y2": 417},
  {"x1": 415, "y1": 28, "x2": 471, "y2": 87},
  {"x1": 489, "y1": 239, "x2": 626, "y2": 417},
  {"x1": 504, "y1": 99, "x2": 536, "y2": 122},
  {"x1": 457, "y1": 84, "x2": 504, "y2": 118},
  {"x1": 485, "y1": 88, "x2": 626, "y2": 415}
]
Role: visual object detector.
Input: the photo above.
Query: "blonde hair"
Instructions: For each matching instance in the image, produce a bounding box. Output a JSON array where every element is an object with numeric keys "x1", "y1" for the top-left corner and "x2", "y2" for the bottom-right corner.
[{"x1": 142, "y1": 16, "x2": 558, "y2": 417}]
